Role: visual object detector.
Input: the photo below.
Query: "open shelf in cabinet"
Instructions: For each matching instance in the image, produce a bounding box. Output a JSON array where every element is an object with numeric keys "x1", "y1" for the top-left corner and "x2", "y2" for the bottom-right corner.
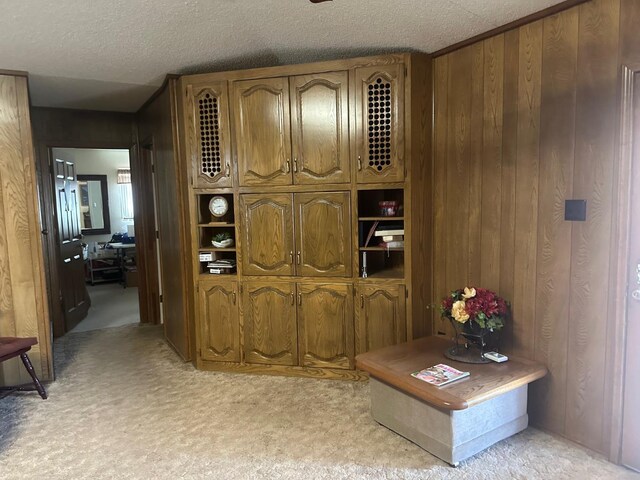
[
  {"x1": 196, "y1": 193, "x2": 235, "y2": 225},
  {"x1": 196, "y1": 192, "x2": 237, "y2": 275},
  {"x1": 357, "y1": 188, "x2": 405, "y2": 279}
]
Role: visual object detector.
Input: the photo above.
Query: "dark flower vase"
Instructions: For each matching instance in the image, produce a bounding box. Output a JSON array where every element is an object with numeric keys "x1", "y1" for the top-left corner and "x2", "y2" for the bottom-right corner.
[{"x1": 444, "y1": 319, "x2": 502, "y2": 364}]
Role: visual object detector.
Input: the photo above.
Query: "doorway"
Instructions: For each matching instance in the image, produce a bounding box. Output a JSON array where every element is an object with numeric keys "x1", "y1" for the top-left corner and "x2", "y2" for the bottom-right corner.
[{"x1": 50, "y1": 147, "x2": 141, "y2": 335}]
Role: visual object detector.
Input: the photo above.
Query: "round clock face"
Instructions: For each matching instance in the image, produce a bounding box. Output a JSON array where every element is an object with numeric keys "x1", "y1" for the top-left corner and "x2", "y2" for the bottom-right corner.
[{"x1": 209, "y1": 196, "x2": 228, "y2": 218}]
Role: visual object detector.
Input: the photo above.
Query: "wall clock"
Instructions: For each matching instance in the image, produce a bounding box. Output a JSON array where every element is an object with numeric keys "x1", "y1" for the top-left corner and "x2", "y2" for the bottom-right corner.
[{"x1": 208, "y1": 196, "x2": 229, "y2": 218}]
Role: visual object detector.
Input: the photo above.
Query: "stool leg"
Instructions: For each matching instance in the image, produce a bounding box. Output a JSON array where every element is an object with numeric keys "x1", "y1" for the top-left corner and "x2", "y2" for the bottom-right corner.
[{"x1": 19, "y1": 353, "x2": 47, "y2": 400}]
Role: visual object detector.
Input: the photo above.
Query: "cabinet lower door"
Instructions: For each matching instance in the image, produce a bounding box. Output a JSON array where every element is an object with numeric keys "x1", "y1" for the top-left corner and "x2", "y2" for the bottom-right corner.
[
  {"x1": 199, "y1": 281, "x2": 240, "y2": 362},
  {"x1": 240, "y1": 194, "x2": 294, "y2": 276},
  {"x1": 297, "y1": 283, "x2": 354, "y2": 369},
  {"x1": 232, "y1": 77, "x2": 292, "y2": 186},
  {"x1": 355, "y1": 284, "x2": 406, "y2": 354},
  {"x1": 243, "y1": 281, "x2": 298, "y2": 366},
  {"x1": 294, "y1": 192, "x2": 351, "y2": 277}
]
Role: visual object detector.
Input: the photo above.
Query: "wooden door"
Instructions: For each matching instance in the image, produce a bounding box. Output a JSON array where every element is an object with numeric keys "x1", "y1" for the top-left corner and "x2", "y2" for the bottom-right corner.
[
  {"x1": 233, "y1": 77, "x2": 292, "y2": 186},
  {"x1": 185, "y1": 80, "x2": 232, "y2": 188},
  {"x1": 242, "y1": 281, "x2": 297, "y2": 366},
  {"x1": 240, "y1": 193, "x2": 294, "y2": 276},
  {"x1": 54, "y1": 156, "x2": 90, "y2": 332},
  {"x1": 355, "y1": 284, "x2": 406, "y2": 354},
  {"x1": 199, "y1": 280, "x2": 240, "y2": 362},
  {"x1": 290, "y1": 72, "x2": 350, "y2": 184},
  {"x1": 355, "y1": 64, "x2": 405, "y2": 183},
  {"x1": 621, "y1": 76, "x2": 640, "y2": 472},
  {"x1": 294, "y1": 192, "x2": 351, "y2": 277},
  {"x1": 297, "y1": 283, "x2": 354, "y2": 369}
]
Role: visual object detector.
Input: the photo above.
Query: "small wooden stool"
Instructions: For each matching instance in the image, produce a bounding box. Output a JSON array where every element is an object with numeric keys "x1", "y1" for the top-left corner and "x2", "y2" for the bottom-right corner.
[{"x1": 0, "y1": 337, "x2": 48, "y2": 400}]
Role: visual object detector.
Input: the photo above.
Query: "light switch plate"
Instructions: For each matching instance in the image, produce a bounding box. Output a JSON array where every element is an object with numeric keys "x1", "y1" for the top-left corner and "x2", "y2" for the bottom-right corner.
[{"x1": 565, "y1": 200, "x2": 587, "y2": 221}]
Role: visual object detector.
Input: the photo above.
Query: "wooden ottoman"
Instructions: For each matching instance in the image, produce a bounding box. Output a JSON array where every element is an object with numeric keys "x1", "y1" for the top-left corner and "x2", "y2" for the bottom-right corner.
[{"x1": 356, "y1": 336, "x2": 547, "y2": 466}]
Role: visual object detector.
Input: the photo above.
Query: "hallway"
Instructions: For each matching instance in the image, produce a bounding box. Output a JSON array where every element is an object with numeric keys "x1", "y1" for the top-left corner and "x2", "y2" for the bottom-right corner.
[{"x1": 69, "y1": 283, "x2": 140, "y2": 334}]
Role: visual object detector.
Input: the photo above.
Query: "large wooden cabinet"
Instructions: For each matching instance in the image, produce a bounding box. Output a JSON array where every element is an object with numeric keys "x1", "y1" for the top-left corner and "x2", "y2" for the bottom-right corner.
[{"x1": 181, "y1": 53, "x2": 432, "y2": 380}]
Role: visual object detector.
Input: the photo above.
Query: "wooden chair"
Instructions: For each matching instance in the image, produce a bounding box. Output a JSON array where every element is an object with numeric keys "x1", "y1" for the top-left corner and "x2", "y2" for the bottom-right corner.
[{"x1": 0, "y1": 337, "x2": 47, "y2": 399}]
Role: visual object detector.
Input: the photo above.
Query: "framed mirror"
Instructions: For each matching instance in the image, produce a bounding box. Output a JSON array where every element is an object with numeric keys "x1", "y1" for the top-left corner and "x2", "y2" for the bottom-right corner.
[{"x1": 77, "y1": 174, "x2": 111, "y2": 235}]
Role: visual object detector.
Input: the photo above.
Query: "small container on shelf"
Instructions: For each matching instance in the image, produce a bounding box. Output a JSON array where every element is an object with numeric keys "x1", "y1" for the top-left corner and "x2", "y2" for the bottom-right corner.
[{"x1": 379, "y1": 200, "x2": 399, "y2": 216}]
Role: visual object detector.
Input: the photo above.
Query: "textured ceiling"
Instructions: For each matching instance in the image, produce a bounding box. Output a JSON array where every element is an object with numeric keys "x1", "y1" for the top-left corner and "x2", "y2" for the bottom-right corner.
[{"x1": 0, "y1": 0, "x2": 565, "y2": 112}]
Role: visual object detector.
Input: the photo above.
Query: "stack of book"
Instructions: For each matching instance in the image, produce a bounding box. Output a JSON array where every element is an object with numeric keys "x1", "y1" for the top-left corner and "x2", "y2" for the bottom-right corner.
[
  {"x1": 206, "y1": 259, "x2": 236, "y2": 274},
  {"x1": 374, "y1": 225, "x2": 404, "y2": 249}
]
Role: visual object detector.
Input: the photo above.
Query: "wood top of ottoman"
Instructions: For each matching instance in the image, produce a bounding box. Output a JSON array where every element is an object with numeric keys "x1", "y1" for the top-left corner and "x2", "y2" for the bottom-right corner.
[{"x1": 356, "y1": 336, "x2": 547, "y2": 411}]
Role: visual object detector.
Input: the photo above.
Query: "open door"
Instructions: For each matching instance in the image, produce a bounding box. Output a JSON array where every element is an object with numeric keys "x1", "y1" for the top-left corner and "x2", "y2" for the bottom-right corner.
[{"x1": 52, "y1": 155, "x2": 90, "y2": 331}]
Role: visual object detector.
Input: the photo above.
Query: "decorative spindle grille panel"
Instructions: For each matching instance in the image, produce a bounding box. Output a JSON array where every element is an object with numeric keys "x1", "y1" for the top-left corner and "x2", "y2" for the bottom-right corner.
[
  {"x1": 197, "y1": 91, "x2": 222, "y2": 177},
  {"x1": 367, "y1": 77, "x2": 392, "y2": 172}
]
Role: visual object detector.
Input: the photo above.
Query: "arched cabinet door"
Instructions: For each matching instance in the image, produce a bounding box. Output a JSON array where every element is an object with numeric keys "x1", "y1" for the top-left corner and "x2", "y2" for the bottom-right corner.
[
  {"x1": 354, "y1": 64, "x2": 405, "y2": 183},
  {"x1": 185, "y1": 80, "x2": 233, "y2": 188},
  {"x1": 232, "y1": 77, "x2": 292, "y2": 187},
  {"x1": 297, "y1": 283, "x2": 354, "y2": 369},
  {"x1": 290, "y1": 72, "x2": 350, "y2": 184},
  {"x1": 242, "y1": 281, "x2": 298, "y2": 366},
  {"x1": 355, "y1": 284, "x2": 406, "y2": 354},
  {"x1": 198, "y1": 280, "x2": 239, "y2": 363},
  {"x1": 239, "y1": 193, "x2": 294, "y2": 276},
  {"x1": 294, "y1": 192, "x2": 352, "y2": 277}
]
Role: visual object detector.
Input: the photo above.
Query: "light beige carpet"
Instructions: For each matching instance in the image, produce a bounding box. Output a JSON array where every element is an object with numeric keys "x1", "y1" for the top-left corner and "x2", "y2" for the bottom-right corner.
[{"x1": 0, "y1": 324, "x2": 636, "y2": 480}]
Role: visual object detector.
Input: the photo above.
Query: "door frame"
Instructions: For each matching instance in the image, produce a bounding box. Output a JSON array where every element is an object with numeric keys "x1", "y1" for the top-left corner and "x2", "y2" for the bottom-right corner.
[
  {"x1": 607, "y1": 63, "x2": 640, "y2": 464},
  {"x1": 135, "y1": 137, "x2": 163, "y2": 326},
  {"x1": 38, "y1": 142, "x2": 156, "y2": 339}
]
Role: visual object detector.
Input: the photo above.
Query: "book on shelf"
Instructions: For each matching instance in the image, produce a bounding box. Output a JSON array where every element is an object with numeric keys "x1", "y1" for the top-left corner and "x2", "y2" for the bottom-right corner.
[
  {"x1": 374, "y1": 225, "x2": 404, "y2": 237},
  {"x1": 207, "y1": 259, "x2": 236, "y2": 268},
  {"x1": 381, "y1": 234, "x2": 403, "y2": 242},
  {"x1": 208, "y1": 268, "x2": 236, "y2": 274},
  {"x1": 411, "y1": 364, "x2": 469, "y2": 387},
  {"x1": 378, "y1": 240, "x2": 404, "y2": 249}
]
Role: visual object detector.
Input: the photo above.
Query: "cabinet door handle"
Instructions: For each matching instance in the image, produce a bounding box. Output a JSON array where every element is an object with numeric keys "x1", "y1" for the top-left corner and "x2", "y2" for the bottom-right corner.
[
  {"x1": 225, "y1": 162, "x2": 230, "y2": 177},
  {"x1": 293, "y1": 157, "x2": 298, "y2": 172},
  {"x1": 232, "y1": 291, "x2": 237, "y2": 304},
  {"x1": 289, "y1": 251, "x2": 294, "y2": 264},
  {"x1": 296, "y1": 251, "x2": 301, "y2": 265},
  {"x1": 285, "y1": 159, "x2": 291, "y2": 173},
  {"x1": 298, "y1": 293, "x2": 302, "y2": 305},
  {"x1": 357, "y1": 155, "x2": 362, "y2": 171},
  {"x1": 290, "y1": 292, "x2": 295, "y2": 305},
  {"x1": 360, "y1": 294, "x2": 364, "y2": 308}
]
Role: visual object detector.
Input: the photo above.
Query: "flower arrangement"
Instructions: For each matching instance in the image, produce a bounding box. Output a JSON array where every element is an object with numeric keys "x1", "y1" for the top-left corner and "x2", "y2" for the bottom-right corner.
[{"x1": 441, "y1": 287, "x2": 509, "y2": 332}]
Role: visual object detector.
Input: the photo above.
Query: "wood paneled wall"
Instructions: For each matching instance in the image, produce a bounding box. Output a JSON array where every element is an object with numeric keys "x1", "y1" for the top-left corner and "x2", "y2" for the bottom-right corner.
[
  {"x1": 136, "y1": 78, "x2": 194, "y2": 359},
  {"x1": 0, "y1": 75, "x2": 50, "y2": 385},
  {"x1": 432, "y1": 0, "x2": 631, "y2": 455}
]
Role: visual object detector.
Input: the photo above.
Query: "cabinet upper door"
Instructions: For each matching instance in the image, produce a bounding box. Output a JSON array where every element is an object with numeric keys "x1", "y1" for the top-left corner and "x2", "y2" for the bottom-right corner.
[
  {"x1": 355, "y1": 284, "x2": 406, "y2": 354},
  {"x1": 290, "y1": 72, "x2": 350, "y2": 184},
  {"x1": 199, "y1": 280, "x2": 240, "y2": 363},
  {"x1": 355, "y1": 64, "x2": 405, "y2": 183},
  {"x1": 240, "y1": 193, "x2": 294, "y2": 276},
  {"x1": 297, "y1": 283, "x2": 354, "y2": 369},
  {"x1": 232, "y1": 77, "x2": 292, "y2": 186},
  {"x1": 294, "y1": 192, "x2": 351, "y2": 277},
  {"x1": 185, "y1": 80, "x2": 233, "y2": 188},
  {"x1": 242, "y1": 281, "x2": 297, "y2": 366}
]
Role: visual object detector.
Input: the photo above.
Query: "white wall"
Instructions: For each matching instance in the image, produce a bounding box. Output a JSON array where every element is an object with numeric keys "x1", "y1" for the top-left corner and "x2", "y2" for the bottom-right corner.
[{"x1": 52, "y1": 148, "x2": 132, "y2": 244}]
